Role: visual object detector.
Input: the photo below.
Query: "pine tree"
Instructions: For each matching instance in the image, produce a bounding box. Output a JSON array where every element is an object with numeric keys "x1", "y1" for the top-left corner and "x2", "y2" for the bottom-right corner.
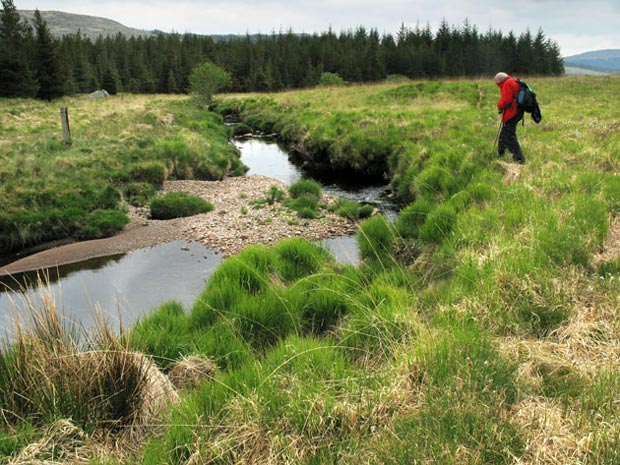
[
  {"x1": 33, "y1": 9, "x2": 65, "y2": 100},
  {"x1": 0, "y1": 0, "x2": 38, "y2": 97}
]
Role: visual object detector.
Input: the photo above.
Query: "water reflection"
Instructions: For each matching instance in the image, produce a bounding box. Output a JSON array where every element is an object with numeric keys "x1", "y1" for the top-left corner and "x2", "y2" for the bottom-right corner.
[{"x1": 0, "y1": 241, "x2": 222, "y2": 336}]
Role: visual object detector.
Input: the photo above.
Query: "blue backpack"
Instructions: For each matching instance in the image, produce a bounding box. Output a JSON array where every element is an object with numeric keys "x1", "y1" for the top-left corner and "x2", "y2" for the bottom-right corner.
[{"x1": 516, "y1": 79, "x2": 542, "y2": 123}]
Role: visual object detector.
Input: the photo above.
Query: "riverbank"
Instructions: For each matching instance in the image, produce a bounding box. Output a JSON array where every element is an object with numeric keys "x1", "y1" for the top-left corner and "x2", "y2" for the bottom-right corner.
[{"x1": 0, "y1": 174, "x2": 357, "y2": 276}]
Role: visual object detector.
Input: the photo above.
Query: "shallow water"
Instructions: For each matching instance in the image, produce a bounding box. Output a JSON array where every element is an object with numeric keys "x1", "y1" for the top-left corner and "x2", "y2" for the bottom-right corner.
[{"x1": 0, "y1": 240, "x2": 222, "y2": 337}]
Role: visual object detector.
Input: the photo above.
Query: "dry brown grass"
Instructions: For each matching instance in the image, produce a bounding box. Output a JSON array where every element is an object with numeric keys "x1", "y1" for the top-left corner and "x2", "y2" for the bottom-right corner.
[
  {"x1": 511, "y1": 396, "x2": 589, "y2": 465},
  {"x1": 168, "y1": 355, "x2": 217, "y2": 389},
  {"x1": 1, "y1": 277, "x2": 179, "y2": 462},
  {"x1": 495, "y1": 261, "x2": 620, "y2": 464}
]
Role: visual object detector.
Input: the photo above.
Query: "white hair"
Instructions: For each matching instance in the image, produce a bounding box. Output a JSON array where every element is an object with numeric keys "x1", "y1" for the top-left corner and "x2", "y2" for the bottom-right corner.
[{"x1": 494, "y1": 72, "x2": 508, "y2": 83}]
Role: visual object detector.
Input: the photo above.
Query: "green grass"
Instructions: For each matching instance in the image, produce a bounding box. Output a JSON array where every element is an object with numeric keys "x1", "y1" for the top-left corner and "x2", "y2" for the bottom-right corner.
[
  {"x1": 149, "y1": 192, "x2": 214, "y2": 219},
  {"x1": 4, "y1": 76, "x2": 620, "y2": 464},
  {"x1": 0, "y1": 95, "x2": 243, "y2": 253}
]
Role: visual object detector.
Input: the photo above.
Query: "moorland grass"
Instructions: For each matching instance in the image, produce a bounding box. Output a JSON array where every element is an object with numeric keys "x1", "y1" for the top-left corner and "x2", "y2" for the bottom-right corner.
[
  {"x1": 0, "y1": 95, "x2": 243, "y2": 254},
  {"x1": 4, "y1": 76, "x2": 620, "y2": 464}
]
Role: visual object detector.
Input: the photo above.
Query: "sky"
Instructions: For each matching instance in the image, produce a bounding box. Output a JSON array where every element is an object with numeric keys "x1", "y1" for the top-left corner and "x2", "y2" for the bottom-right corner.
[{"x1": 14, "y1": 0, "x2": 620, "y2": 57}]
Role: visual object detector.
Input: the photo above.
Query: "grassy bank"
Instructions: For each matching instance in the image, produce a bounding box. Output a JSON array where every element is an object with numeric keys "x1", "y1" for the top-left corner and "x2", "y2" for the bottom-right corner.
[
  {"x1": 0, "y1": 94, "x2": 245, "y2": 256},
  {"x1": 2, "y1": 76, "x2": 620, "y2": 464}
]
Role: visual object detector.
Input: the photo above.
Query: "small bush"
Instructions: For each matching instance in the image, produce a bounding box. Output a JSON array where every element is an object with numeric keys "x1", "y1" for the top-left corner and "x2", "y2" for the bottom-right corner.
[
  {"x1": 150, "y1": 192, "x2": 214, "y2": 220},
  {"x1": 318, "y1": 72, "x2": 347, "y2": 87},
  {"x1": 189, "y1": 61, "x2": 231, "y2": 105},
  {"x1": 80, "y1": 209, "x2": 129, "y2": 239}
]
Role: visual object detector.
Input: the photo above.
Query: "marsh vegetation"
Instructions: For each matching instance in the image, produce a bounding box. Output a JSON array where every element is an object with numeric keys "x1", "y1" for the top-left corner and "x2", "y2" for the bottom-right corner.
[{"x1": 2, "y1": 75, "x2": 620, "y2": 464}]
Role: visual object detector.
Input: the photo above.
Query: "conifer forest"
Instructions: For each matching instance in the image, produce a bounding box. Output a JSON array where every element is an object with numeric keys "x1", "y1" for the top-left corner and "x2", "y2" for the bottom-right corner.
[{"x1": 1, "y1": 0, "x2": 564, "y2": 99}]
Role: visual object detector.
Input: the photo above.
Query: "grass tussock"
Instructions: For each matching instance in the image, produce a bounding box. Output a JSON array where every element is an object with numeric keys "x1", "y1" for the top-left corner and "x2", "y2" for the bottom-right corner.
[
  {"x1": 149, "y1": 192, "x2": 214, "y2": 219},
  {"x1": 0, "y1": 278, "x2": 178, "y2": 462}
]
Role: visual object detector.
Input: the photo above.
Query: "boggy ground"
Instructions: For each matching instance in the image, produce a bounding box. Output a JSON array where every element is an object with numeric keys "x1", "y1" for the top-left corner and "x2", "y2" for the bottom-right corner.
[{"x1": 0, "y1": 174, "x2": 356, "y2": 276}]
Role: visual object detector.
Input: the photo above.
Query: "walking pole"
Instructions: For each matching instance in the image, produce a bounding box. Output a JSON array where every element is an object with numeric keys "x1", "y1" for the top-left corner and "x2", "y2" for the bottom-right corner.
[{"x1": 493, "y1": 114, "x2": 503, "y2": 147}]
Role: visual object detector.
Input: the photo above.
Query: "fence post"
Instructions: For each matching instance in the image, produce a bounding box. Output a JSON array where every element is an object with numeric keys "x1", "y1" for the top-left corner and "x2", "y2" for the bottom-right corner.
[{"x1": 60, "y1": 107, "x2": 72, "y2": 145}]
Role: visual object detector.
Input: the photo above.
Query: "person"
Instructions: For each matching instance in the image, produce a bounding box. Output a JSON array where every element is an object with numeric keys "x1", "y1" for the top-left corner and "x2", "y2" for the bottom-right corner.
[{"x1": 495, "y1": 72, "x2": 525, "y2": 164}]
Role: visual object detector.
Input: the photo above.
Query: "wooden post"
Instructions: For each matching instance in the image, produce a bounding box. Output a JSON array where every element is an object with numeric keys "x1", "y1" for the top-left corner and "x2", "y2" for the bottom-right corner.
[{"x1": 60, "y1": 107, "x2": 72, "y2": 145}]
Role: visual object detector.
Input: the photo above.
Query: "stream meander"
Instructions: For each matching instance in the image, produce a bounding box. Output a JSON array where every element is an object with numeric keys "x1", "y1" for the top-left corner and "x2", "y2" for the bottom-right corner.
[{"x1": 0, "y1": 137, "x2": 398, "y2": 335}]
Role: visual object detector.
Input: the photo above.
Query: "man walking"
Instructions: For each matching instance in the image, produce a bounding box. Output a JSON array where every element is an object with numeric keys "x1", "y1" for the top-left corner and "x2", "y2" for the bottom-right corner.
[{"x1": 495, "y1": 72, "x2": 525, "y2": 164}]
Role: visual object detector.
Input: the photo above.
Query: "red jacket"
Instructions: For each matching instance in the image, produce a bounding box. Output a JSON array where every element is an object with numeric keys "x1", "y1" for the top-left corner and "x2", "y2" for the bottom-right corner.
[{"x1": 497, "y1": 76, "x2": 519, "y2": 122}]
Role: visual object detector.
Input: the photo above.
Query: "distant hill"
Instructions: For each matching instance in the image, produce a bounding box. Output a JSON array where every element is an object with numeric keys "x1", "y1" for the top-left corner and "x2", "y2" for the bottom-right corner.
[
  {"x1": 563, "y1": 49, "x2": 620, "y2": 74},
  {"x1": 17, "y1": 10, "x2": 263, "y2": 42},
  {"x1": 18, "y1": 10, "x2": 156, "y2": 40}
]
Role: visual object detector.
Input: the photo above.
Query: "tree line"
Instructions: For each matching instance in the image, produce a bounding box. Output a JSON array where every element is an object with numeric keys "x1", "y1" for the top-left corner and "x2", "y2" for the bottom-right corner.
[{"x1": 1, "y1": 0, "x2": 564, "y2": 99}]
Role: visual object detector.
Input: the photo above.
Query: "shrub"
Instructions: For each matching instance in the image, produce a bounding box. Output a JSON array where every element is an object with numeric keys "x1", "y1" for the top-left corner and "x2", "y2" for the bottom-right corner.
[
  {"x1": 318, "y1": 72, "x2": 347, "y2": 87},
  {"x1": 80, "y1": 209, "x2": 129, "y2": 239},
  {"x1": 189, "y1": 61, "x2": 231, "y2": 105},
  {"x1": 150, "y1": 192, "x2": 214, "y2": 220}
]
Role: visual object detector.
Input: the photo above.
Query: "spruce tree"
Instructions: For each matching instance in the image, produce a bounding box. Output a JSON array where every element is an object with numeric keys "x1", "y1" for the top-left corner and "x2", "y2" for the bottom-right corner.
[
  {"x1": 0, "y1": 0, "x2": 38, "y2": 97},
  {"x1": 33, "y1": 9, "x2": 65, "y2": 100}
]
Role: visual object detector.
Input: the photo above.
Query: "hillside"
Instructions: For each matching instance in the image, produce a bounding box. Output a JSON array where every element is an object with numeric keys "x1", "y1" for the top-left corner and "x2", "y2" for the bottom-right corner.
[
  {"x1": 564, "y1": 49, "x2": 620, "y2": 73},
  {"x1": 18, "y1": 9, "x2": 155, "y2": 40}
]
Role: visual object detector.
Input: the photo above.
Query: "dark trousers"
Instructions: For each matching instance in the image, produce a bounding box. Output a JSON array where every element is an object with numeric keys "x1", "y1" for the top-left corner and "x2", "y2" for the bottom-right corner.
[{"x1": 498, "y1": 111, "x2": 525, "y2": 163}]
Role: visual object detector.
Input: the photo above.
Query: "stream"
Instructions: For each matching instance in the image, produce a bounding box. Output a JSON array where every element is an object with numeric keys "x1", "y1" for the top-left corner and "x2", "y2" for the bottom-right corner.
[{"x1": 0, "y1": 138, "x2": 398, "y2": 335}]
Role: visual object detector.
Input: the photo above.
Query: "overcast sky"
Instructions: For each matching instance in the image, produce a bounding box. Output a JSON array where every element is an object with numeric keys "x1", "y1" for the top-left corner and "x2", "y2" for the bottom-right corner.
[{"x1": 14, "y1": 0, "x2": 620, "y2": 57}]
